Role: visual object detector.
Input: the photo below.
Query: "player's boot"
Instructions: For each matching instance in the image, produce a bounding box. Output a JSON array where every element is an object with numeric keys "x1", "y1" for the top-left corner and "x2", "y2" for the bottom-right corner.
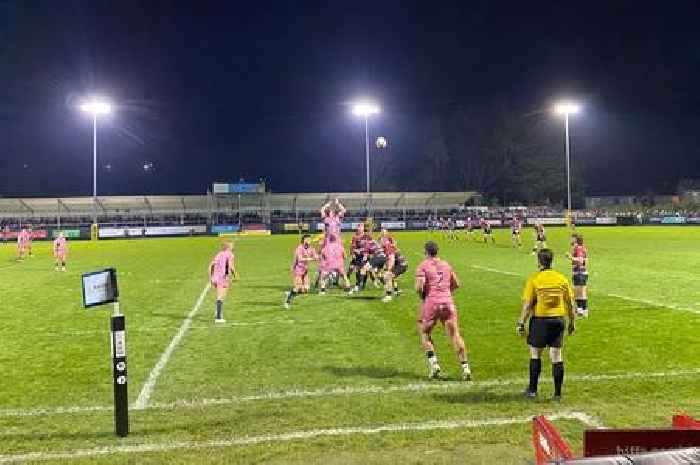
[
  {"x1": 522, "y1": 389, "x2": 537, "y2": 399},
  {"x1": 428, "y1": 359, "x2": 441, "y2": 380},
  {"x1": 283, "y1": 292, "x2": 291, "y2": 310},
  {"x1": 461, "y1": 362, "x2": 472, "y2": 381},
  {"x1": 381, "y1": 294, "x2": 392, "y2": 303}
]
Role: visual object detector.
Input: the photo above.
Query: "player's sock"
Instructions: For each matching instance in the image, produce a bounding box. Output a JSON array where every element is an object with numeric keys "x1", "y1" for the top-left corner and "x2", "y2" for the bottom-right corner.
[
  {"x1": 575, "y1": 299, "x2": 584, "y2": 311},
  {"x1": 553, "y1": 362, "x2": 564, "y2": 397},
  {"x1": 215, "y1": 300, "x2": 223, "y2": 320},
  {"x1": 286, "y1": 290, "x2": 296, "y2": 304},
  {"x1": 528, "y1": 358, "x2": 541, "y2": 393},
  {"x1": 582, "y1": 299, "x2": 588, "y2": 310},
  {"x1": 355, "y1": 271, "x2": 362, "y2": 286},
  {"x1": 361, "y1": 274, "x2": 368, "y2": 289}
]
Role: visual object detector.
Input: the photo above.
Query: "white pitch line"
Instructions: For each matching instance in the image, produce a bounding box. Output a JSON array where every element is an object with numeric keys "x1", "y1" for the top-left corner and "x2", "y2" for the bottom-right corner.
[
  {"x1": 607, "y1": 293, "x2": 700, "y2": 316},
  {"x1": 133, "y1": 282, "x2": 211, "y2": 410},
  {"x1": 471, "y1": 264, "x2": 700, "y2": 316},
  {"x1": 470, "y1": 264, "x2": 521, "y2": 277},
  {"x1": 0, "y1": 411, "x2": 596, "y2": 463},
  {"x1": 2, "y1": 368, "x2": 697, "y2": 419}
]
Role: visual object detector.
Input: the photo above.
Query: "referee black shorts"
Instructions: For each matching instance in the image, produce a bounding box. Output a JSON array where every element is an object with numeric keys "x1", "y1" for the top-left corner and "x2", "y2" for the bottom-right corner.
[{"x1": 527, "y1": 316, "x2": 565, "y2": 348}]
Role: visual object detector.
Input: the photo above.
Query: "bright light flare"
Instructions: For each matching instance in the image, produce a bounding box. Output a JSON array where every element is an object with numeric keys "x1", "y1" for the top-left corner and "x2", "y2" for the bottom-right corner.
[
  {"x1": 554, "y1": 102, "x2": 580, "y2": 115},
  {"x1": 79, "y1": 99, "x2": 112, "y2": 116},
  {"x1": 352, "y1": 102, "x2": 381, "y2": 117}
]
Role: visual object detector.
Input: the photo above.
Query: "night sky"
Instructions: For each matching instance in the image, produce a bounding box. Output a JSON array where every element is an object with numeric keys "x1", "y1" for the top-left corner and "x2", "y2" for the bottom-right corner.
[{"x1": 1, "y1": 1, "x2": 699, "y2": 198}]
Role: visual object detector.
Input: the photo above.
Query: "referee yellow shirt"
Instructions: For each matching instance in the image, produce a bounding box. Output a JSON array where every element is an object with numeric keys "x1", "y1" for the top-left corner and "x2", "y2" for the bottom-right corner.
[{"x1": 522, "y1": 269, "x2": 574, "y2": 317}]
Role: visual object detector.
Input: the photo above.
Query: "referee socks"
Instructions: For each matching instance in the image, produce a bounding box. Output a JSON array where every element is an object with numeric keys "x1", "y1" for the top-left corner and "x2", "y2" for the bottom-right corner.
[
  {"x1": 553, "y1": 362, "x2": 564, "y2": 397},
  {"x1": 528, "y1": 358, "x2": 541, "y2": 394}
]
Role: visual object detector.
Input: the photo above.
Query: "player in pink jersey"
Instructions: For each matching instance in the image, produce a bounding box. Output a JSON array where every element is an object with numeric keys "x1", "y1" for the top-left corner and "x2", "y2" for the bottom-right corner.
[
  {"x1": 318, "y1": 234, "x2": 351, "y2": 295},
  {"x1": 53, "y1": 232, "x2": 68, "y2": 272},
  {"x1": 284, "y1": 234, "x2": 318, "y2": 309},
  {"x1": 16, "y1": 229, "x2": 28, "y2": 261},
  {"x1": 511, "y1": 217, "x2": 523, "y2": 248},
  {"x1": 415, "y1": 241, "x2": 471, "y2": 380},
  {"x1": 380, "y1": 228, "x2": 398, "y2": 303},
  {"x1": 209, "y1": 242, "x2": 237, "y2": 323},
  {"x1": 320, "y1": 198, "x2": 346, "y2": 245}
]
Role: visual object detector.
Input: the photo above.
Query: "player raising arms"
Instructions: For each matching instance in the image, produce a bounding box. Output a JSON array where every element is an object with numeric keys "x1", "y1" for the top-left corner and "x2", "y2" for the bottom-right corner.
[
  {"x1": 380, "y1": 228, "x2": 398, "y2": 303},
  {"x1": 480, "y1": 218, "x2": 495, "y2": 244},
  {"x1": 415, "y1": 241, "x2": 472, "y2": 381},
  {"x1": 511, "y1": 217, "x2": 523, "y2": 248},
  {"x1": 319, "y1": 234, "x2": 351, "y2": 295},
  {"x1": 320, "y1": 198, "x2": 346, "y2": 245},
  {"x1": 566, "y1": 235, "x2": 590, "y2": 318},
  {"x1": 209, "y1": 242, "x2": 238, "y2": 323},
  {"x1": 284, "y1": 234, "x2": 318, "y2": 309},
  {"x1": 53, "y1": 232, "x2": 68, "y2": 272},
  {"x1": 517, "y1": 249, "x2": 575, "y2": 401},
  {"x1": 531, "y1": 223, "x2": 547, "y2": 255}
]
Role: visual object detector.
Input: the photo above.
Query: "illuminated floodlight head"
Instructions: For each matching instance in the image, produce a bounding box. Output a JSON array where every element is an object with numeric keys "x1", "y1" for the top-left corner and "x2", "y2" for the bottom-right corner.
[
  {"x1": 554, "y1": 101, "x2": 580, "y2": 116},
  {"x1": 352, "y1": 102, "x2": 381, "y2": 117},
  {"x1": 79, "y1": 98, "x2": 112, "y2": 116}
]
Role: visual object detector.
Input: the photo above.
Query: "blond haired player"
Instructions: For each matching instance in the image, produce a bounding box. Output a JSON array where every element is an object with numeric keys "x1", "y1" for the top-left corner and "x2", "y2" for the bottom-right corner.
[
  {"x1": 415, "y1": 241, "x2": 471, "y2": 381},
  {"x1": 517, "y1": 249, "x2": 575, "y2": 401},
  {"x1": 209, "y1": 242, "x2": 238, "y2": 323}
]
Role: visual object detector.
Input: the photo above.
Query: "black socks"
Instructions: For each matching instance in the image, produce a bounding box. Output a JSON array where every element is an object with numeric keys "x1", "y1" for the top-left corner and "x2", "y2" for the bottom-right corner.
[
  {"x1": 529, "y1": 358, "x2": 542, "y2": 393},
  {"x1": 553, "y1": 362, "x2": 564, "y2": 396}
]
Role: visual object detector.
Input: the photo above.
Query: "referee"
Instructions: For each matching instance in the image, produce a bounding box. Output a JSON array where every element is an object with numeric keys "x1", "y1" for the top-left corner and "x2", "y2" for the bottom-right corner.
[{"x1": 517, "y1": 249, "x2": 575, "y2": 401}]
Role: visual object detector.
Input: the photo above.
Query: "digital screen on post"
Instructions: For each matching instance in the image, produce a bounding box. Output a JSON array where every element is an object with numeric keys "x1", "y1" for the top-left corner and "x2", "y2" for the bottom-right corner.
[{"x1": 82, "y1": 268, "x2": 119, "y2": 308}]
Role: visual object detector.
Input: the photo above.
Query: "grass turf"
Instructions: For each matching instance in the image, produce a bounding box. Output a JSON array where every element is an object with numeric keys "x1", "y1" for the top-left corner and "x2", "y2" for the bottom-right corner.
[{"x1": 0, "y1": 226, "x2": 698, "y2": 464}]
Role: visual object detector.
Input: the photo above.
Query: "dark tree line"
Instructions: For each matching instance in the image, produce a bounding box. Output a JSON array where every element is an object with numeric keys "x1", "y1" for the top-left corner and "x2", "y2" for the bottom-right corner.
[{"x1": 371, "y1": 103, "x2": 587, "y2": 207}]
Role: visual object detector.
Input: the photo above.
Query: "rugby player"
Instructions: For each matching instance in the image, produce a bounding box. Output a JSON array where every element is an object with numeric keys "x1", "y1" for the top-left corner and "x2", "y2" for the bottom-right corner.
[
  {"x1": 566, "y1": 235, "x2": 589, "y2": 318},
  {"x1": 511, "y1": 217, "x2": 523, "y2": 248},
  {"x1": 531, "y1": 223, "x2": 547, "y2": 255},
  {"x1": 53, "y1": 232, "x2": 68, "y2": 272},
  {"x1": 480, "y1": 218, "x2": 495, "y2": 244},
  {"x1": 209, "y1": 242, "x2": 237, "y2": 323},
  {"x1": 320, "y1": 198, "x2": 346, "y2": 245},
  {"x1": 466, "y1": 217, "x2": 475, "y2": 241},
  {"x1": 348, "y1": 224, "x2": 371, "y2": 292},
  {"x1": 380, "y1": 228, "x2": 398, "y2": 303},
  {"x1": 517, "y1": 249, "x2": 575, "y2": 401},
  {"x1": 415, "y1": 241, "x2": 471, "y2": 381},
  {"x1": 16, "y1": 228, "x2": 28, "y2": 261},
  {"x1": 284, "y1": 234, "x2": 318, "y2": 309},
  {"x1": 360, "y1": 237, "x2": 387, "y2": 290},
  {"x1": 318, "y1": 234, "x2": 351, "y2": 295}
]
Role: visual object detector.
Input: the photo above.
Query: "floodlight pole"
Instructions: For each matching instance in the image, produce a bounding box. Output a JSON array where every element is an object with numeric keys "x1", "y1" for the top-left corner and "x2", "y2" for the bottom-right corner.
[
  {"x1": 564, "y1": 113, "x2": 571, "y2": 212},
  {"x1": 93, "y1": 115, "x2": 98, "y2": 224},
  {"x1": 364, "y1": 115, "x2": 370, "y2": 194}
]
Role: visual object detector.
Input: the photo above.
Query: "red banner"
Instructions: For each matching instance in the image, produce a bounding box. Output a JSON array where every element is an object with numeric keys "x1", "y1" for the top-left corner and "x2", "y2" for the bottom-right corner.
[{"x1": 1, "y1": 230, "x2": 48, "y2": 239}]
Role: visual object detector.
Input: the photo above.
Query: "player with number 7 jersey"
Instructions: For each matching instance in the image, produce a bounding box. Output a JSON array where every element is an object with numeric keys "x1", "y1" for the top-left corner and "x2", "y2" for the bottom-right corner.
[{"x1": 415, "y1": 241, "x2": 471, "y2": 381}]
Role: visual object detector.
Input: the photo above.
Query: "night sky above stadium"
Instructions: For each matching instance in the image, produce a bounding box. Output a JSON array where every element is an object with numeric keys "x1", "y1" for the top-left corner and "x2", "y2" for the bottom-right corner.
[{"x1": 1, "y1": 1, "x2": 700, "y2": 199}]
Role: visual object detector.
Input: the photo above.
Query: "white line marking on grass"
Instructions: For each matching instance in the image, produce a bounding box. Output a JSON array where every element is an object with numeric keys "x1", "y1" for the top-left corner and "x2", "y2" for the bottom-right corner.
[
  {"x1": 471, "y1": 264, "x2": 700, "y2": 316},
  {"x1": 470, "y1": 265, "x2": 521, "y2": 277},
  {"x1": 4, "y1": 368, "x2": 697, "y2": 419},
  {"x1": 133, "y1": 282, "x2": 211, "y2": 410},
  {"x1": 607, "y1": 293, "x2": 700, "y2": 316},
  {"x1": 0, "y1": 411, "x2": 596, "y2": 463}
]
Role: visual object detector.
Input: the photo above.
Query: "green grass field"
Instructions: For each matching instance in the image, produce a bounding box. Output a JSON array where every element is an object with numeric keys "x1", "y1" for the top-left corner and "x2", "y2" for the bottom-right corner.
[{"x1": 0, "y1": 227, "x2": 698, "y2": 464}]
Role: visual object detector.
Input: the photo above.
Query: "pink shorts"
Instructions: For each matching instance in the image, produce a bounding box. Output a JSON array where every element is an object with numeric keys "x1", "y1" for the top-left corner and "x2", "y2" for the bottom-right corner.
[
  {"x1": 293, "y1": 265, "x2": 308, "y2": 278},
  {"x1": 212, "y1": 275, "x2": 229, "y2": 289},
  {"x1": 420, "y1": 299, "x2": 457, "y2": 331}
]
